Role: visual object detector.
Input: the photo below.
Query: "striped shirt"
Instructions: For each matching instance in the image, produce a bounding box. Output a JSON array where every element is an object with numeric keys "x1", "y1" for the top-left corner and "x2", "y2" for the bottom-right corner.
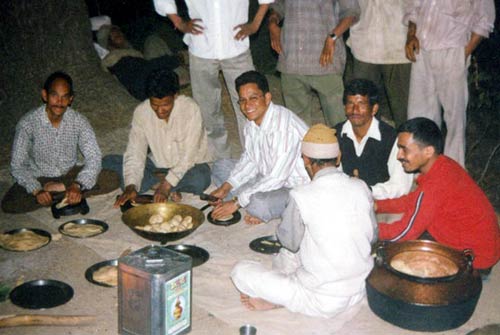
[
  {"x1": 11, "y1": 105, "x2": 102, "y2": 193},
  {"x1": 227, "y1": 102, "x2": 309, "y2": 207}
]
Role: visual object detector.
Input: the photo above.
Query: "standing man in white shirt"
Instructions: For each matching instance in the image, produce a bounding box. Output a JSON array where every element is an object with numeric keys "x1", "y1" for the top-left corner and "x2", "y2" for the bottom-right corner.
[
  {"x1": 153, "y1": 0, "x2": 273, "y2": 159},
  {"x1": 104, "y1": 69, "x2": 211, "y2": 206},
  {"x1": 210, "y1": 71, "x2": 309, "y2": 225},
  {"x1": 346, "y1": 0, "x2": 411, "y2": 127},
  {"x1": 334, "y1": 79, "x2": 413, "y2": 199}
]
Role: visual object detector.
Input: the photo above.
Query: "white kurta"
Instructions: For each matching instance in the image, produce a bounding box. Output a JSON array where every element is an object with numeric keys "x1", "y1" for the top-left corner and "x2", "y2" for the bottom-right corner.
[{"x1": 232, "y1": 167, "x2": 377, "y2": 317}]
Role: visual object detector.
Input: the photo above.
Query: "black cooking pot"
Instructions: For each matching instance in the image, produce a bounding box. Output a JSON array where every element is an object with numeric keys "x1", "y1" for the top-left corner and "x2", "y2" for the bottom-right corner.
[{"x1": 366, "y1": 240, "x2": 482, "y2": 332}]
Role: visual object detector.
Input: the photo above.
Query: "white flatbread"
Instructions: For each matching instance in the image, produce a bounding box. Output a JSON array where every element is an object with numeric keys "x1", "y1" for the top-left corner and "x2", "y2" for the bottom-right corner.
[
  {"x1": 0, "y1": 231, "x2": 49, "y2": 251},
  {"x1": 92, "y1": 265, "x2": 118, "y2": 286},
  {"x1": 62, "y1": 223, "x2": 104, "y2": 237}
]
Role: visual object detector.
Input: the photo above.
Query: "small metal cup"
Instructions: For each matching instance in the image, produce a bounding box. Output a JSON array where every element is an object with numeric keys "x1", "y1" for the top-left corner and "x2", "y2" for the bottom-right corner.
[{"x1": 239, "y1": 324, "x2": 257, "y2": 335}]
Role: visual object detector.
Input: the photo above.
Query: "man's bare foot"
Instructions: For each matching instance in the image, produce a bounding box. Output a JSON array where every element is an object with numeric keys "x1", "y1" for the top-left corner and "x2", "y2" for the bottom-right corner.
[
  {"x1": 244, "y1": 214, "x2": 263, "y2": 225},
  {"x1": 43, "y1": 181, "x2": 66, "y2": 193},
  {"x1": 170, "y1": 191, "x2": 182, "y2": 202},
  {"x1": 240, "y1": 293, "x2": 279, "y2": 311}
]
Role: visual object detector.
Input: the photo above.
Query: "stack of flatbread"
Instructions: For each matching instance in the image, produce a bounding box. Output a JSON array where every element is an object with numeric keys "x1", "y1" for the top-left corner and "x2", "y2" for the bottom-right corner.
[
  {"x1": 0, "y1": 230, "x2": 50, "y2": 251},
  {"x1": 92, "y1": 265, "x2": 118, "y2": 286},
  {"x1": 62, "y1": 223, "x2": 104, "y2": 238}
]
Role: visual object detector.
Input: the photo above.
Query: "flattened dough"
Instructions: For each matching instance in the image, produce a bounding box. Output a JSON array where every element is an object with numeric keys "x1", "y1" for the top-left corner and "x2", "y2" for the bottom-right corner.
[
  {"x1": 0, "y1": 231, "x2": 50, "y2": 251},
  {"x1": 63, "y1": 223, "x2": 104, "y2": 237},
  {"x1": 92, "y1": 265, "x2": 118, "y2": 286}
]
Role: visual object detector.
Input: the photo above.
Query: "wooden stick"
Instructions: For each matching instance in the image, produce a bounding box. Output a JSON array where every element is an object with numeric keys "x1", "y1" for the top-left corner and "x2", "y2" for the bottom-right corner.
[{"x1": 0, "y1": 314, "x2": 96, "y2": 327}]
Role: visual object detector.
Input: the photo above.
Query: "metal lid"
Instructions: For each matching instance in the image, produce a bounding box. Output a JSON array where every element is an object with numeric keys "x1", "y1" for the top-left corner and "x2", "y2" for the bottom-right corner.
[{"x1": 119, "y1": 245, "x2": 192, "y2": 274}]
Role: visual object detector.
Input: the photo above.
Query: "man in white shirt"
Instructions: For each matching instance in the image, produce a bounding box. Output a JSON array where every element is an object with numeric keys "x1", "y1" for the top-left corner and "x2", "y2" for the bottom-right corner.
[
  {"x1": 209, "y1": 71, "x2": 309, "y2": 225},
  {"x1": 104, "y1": 69, "x2": 211, "y2": 205},
  {"x1": 346, "y1": 0, "x2": 411, "y2": 127},
  {"x1": 153, "y1": 0, "x2": 273, "y2": 159},
  {"x1": 334, "y1": 79, "x2": 413, "y2": 199},
  {"x1": 231, "y1": 124, "x2": 377, "y2": 317}
]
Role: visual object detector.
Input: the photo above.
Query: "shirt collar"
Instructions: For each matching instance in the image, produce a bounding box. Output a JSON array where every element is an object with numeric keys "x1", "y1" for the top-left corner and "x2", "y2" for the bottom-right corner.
[
  {"x1": 341, "y1": 117, "x2": 381, "y2": 142},
  {"x1": 416, "y1": 155, "x2": 445, "y2": 185},
  {"x1": 313, "y1": 166, "x2": 340, "y2": 180},
  {"x1": 249, "y1": 102, "x2": 274, "y2": 131}
]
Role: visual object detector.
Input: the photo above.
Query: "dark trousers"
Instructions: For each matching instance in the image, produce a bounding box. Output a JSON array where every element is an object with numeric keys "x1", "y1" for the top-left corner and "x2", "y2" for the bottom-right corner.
[
  {"x1": 102, "y1": 154, "x2": 211, "y2": 195},
  {"x1": 1, "y1": 166, "x2": 120, "y2": 214}
]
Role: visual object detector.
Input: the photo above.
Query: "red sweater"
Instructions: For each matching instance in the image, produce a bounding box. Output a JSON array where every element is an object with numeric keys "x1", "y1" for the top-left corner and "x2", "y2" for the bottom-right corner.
[{"x1": 377, "y1": 155, "x2": 500, "y2": 269}]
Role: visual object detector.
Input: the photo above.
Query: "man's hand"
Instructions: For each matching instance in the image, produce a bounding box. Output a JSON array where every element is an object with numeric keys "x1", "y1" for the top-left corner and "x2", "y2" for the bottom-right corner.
[
  {"x1": 211, "y1": 200, "x2": 239, "y2": 220},
  {"x1": 234, "y1": 22, "x2": 258, "y2": 41},
  {"x1": 34, "y1": 190, "x2": 52, "y2": 206},
  {"x1": 153, "y1": 180, "x2": 171, "y2": 203},
  {"x1": 209, "y1": 182, "x2": 232, "y2": 205},
  {"x1": 269, "y1": 21, "x2": 282, "y2": 54},
  {"x1": 43, "y1": 181, "x2": 66, "y2": 193},
  {"x1": 66, "y1": 182, "x2": 83, "y2": 205},
  {"x1": 169, "y1": 14, "x2": 203, "y2": 35},
  {"x1": 405, "y1": 22, "x2": 419, "y2": 62},
  {"x1": 114, "y1": 184, "x2": 138, "y2": 208},
  {"x1": 320, "y1": 37, "x2": 335, "y2": 66}
]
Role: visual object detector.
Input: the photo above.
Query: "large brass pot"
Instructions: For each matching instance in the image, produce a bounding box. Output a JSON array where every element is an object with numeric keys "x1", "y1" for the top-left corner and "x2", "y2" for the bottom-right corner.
[
  {"x1": 366, "y1": 240, "x2": 482, "y2": 332},
  {"x1": 122, "y1": 203, "x2": 205, "y2": 244}
]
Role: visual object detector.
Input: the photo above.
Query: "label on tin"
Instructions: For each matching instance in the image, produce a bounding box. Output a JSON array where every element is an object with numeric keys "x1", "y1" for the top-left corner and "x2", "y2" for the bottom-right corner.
[{"x1": 165, "y1": 270, "x2": 191, "y2": 335}]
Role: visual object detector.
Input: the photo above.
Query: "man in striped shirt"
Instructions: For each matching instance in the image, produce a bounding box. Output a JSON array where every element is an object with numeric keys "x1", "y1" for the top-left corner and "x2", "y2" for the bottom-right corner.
[{"x1": 210, "y1": 71, "x2": 309, "y2": 225}]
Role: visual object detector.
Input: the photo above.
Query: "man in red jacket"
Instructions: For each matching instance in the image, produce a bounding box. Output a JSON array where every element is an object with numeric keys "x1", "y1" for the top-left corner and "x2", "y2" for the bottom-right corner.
[{"x1": 376, "y1": 117, "x2": 499, "y2": 274}]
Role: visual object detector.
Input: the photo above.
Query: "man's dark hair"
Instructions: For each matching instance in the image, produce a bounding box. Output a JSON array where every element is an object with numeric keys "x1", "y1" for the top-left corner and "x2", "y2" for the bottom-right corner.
[
  {"x1": 43, "y1": 71, "x2": 74, "y2": 95},
  {"x1": 397, "y1": 117, "x2": 444, "y2": 154},
  {"x1": 308, "y1": 157, "x2": 338, "y2": 166},
  {"x1": 342, "y1": 78, "x2": 379, "y2": 105},
  {"x1": 145, "y1": 69, "x2": 179, "y2": 98},
  {"x1": 235, "y1": 70, "x2": 270, "y2": 94}
]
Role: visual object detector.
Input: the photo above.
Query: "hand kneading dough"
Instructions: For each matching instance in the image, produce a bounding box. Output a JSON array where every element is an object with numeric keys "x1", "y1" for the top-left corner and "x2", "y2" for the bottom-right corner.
[
  {"x1": 63, "y1": 223, "x2": 104, "y2": 237},
  {"x1": 0, "y1": 231, "x2": 50, "y2": 251},
  {"x1": 92, "y1": 265, "x2": 118, "y2": 286}
]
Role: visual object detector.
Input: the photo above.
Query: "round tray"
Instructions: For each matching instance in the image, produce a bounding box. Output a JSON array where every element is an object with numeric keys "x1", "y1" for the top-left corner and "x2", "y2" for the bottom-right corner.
[
  {"x1": 120, "y1": 194, "x2": 154, "y2": 212},
  {"x1": 10, "y1": 279, "x2": 74, "y2": 309},
  {"x1": 85, "y1": 259, "x2": 118, "y2": 288},
  {"x1": 207, "y1": 210, "x2": 241, "y2": 226},
  {"x1": 165, "y1": 244, "x2": 209, "y2": 267},
  {"x1": 0, "y1": 228, "x2": 52, "y2": 252},
  {"x1": 58, "y1": 219, "x2": 109, "y2": 238},
  {"x1": 249, "y1": 235, "x2": 282, "y2": 254}
]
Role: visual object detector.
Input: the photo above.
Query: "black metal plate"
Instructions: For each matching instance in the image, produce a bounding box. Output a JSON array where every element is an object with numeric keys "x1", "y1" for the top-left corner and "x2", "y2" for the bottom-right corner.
[
  {"x1": 249, "y1": 235, "x2": 282, "y2": 254},
  {"x1": 165, "y1": 244, "x2": 209, "y2": 267},
  {"x1": 59, "y1": 219, "x2": 109, "y2": 238},
  {"x1": 120, "y1": 194, "x2": 154, "y2": 212},
  {"x1": 0, "y1": 228, "x2": 52, "y2": 252},
  {"x1": 51, "y1": 198, "x2": 89, "y2": 219},
  {"x1": 85, "y1": 259, "x2": 118, "y2": 287},
  {"x1": 207, "y1": 210, "x2": 241, "y2": 226},
  {"x1": 10, "y1": 279, "x2": 74, "y2": 309}
]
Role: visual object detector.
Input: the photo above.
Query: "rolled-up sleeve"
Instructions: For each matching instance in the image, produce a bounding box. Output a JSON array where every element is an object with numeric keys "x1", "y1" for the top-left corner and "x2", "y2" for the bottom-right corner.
[
  {"x1": 75, "y1": 116, "x2": 102, "y2": 190},
  {"x1": 123, "y1": 113, "x2": 149, "y2": 189},
  {"x1": 403, "y1": 0, "x2": 421, "y2": 25},
  {"x1": 153, "y1": 0, "x2": 177, "y2": 16},
  {"x1": 338, "y1": 0, "x2": 361, "y2": 22},
  {"x1": 471, "y1": 0, "x2": 495, "y2": 38},
  {"x1": 11, "y1": 122, "x2": 41, "y2": 193}
]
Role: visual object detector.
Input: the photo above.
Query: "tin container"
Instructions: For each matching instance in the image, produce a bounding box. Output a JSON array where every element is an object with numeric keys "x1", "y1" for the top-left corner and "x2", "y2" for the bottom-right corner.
[{"x1": 119, "y1": 245, "x2": 192, "y2": 335}]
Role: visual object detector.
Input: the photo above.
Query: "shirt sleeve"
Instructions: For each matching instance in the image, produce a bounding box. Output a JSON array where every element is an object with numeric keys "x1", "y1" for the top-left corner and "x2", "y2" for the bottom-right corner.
[
  {"x1": 402, "y1": 0, "x2": 421, "y2": 25},
  {"x1": 165, "y1": 102, "x2": 205, "y2": 187},
  {"x1": 10, "y1": 120, "x2": 41, "y2": 193},
  {"x1": 123, "y1": 109, "x2": 150, "y2": 189},
  {"x1": 75, "y1": 116, "x2": 102, "y2": 190},
  {"x1": 231, "y1": 129, "x2": 303, "y2": 207},
  {"x1": 371, "y1": 140, "x2": 414, "y2": 200},
  {"x1": 377, "y1": 189, "x2": 435, "y2": 241},
  {"x1": 276, "y1": 196, "x2": 304, "y2": 253},
  {"x1": 269, "y1": 0, "x2": 284, "y2": 17},
  {"x1": 338, "y1": 0, "x2": 361, "y2": 21},
  {"x1": 153, "y1": 0, "x2": 177, "y2": 16},
  {"x1": 471, "y1": 0, "x2": 495, "y2": 38},
  {"x1": 227, "y1": 135, "x2": 260, "y2": 195}
]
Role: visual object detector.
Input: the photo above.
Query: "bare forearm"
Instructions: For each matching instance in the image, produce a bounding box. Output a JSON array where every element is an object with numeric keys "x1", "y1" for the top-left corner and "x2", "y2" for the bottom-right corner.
[
  {"x1": 251, "y1": 4, "x2": 270, "y2": 29},
  {"x1": 331, "y1": 16, "x2": 356, "y2": 37},
  {"x1": 465, "y1": 33, "x2": 484, "y2": 57}
]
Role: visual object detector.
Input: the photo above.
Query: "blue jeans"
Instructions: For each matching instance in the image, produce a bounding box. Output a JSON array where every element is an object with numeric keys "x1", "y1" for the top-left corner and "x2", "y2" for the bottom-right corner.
[
  {"x1": 212, "y1": 159, "x2": 290, "y2": 222},
  {"x1": 102, "y1": 154, "x2": 211, "y2": 194}
]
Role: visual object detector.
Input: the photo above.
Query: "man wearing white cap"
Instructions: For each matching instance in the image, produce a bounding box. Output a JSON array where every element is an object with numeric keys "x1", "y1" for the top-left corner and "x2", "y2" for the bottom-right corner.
[{"x1": 231, "y1": 124, "x2": 377, "y2": 317}]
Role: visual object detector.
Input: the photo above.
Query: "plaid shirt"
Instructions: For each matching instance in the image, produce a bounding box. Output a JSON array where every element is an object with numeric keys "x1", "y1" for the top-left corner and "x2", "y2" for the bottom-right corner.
[
  {"x1": 11, "y1": 105, "x2": 102, "y2": 193},
  {"x1": 271, "y1": 0, "x2": 360, "y2": 75}
]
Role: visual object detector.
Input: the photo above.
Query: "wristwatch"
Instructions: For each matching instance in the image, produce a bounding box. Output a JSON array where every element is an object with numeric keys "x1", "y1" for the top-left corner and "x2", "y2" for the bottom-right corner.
[{"x1": 329, "y1": 33, "x2": 338, "y2": 41}]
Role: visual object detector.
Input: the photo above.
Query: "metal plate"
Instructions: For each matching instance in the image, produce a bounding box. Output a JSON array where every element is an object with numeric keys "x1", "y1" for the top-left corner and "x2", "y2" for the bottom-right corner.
[
  {"x1": 207, "y1": 210, "x2": 241, "y2": 226},
  {"x1": 51, "y1": 198, "x2": 89, "y2": 219},
  {"x1": 249, "y1": 235, "x2": 282, "y2": 254},
  {"x1": 0, "y1": 228, "x2": 52, "y2": 252},
  {"x1": 165, "y1": 244, "x2": 209, "y2": 267},
  {"x1": 58, "y1": 219, "x2": 109, "y2": 238},
  {"x1": 10, "y1": 279, "x2": 74, "y2": 309},
  {"x1": 120, "y1": 194, "x2": 154, "y2": 213},
  {"x1": 85, "y1": 259, "x2": 118, "y2": 287}
]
